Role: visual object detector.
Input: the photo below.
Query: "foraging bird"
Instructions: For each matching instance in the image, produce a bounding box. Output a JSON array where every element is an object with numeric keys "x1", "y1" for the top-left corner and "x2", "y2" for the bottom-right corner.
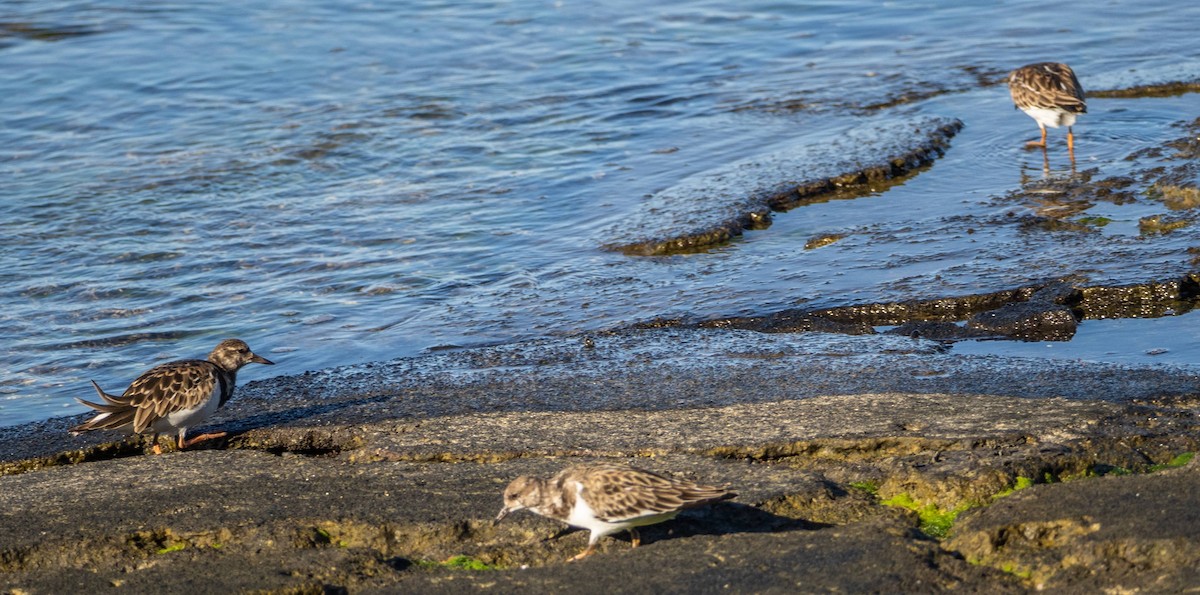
[
  {"x1": 70, "y1": 338, "x2": 274, "y2": 454},
  {"x1": 1008, "y1": 62, "x2": 1087, "y2": 156},
  {"x1": 495, "y1": 462, "x2": 734, "y2": 561}
]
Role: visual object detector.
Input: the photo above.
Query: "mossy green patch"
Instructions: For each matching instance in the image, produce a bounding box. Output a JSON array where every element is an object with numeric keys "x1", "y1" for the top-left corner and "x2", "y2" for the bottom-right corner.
[
  {"x1": 847, "y1": 480, "x2": 878, "y2": 495},
  {"x1": 1000, "y1": 562, "x2": 1033, "y2": 580},
  {"x1": 443, "y1": 555, "x2": 497, "y2": 570},
  {"x1": 1094, "y1": 464, "x2": 1132, "y2": 477},
  {"x1": 1049, "y1": 464, "x2": 1130, "y2": 483},
  {"x1": 1149, "y1": 451, "x2": 1195, "y2": 472},
  {"x1": 311, "y1": 526, "x2": 348, "y2": 548},
  {"x1": 880, "y1": 493, "x2": 971, "y2": 539},
  {"x1": 418, "y1": 555, "x2": 501, "y2": 571},
  {"x1": 1077, "y1": 216, "x2": 1112, "y2": 227},
  {"x1": 992, "y1": 476, "x2": 1034, "y2": 500},
  {"x1": 156, "y1": 543, "x2": 186, "y2": 555}
]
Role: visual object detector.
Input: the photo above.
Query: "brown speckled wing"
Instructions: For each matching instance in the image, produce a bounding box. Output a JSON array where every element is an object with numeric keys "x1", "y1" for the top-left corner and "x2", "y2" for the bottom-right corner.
[
  {"x1": 569, "y1": 464, "x2": 733, "y2": 523},
  {"x1": 123, "y1": 360, "x2": 219, "y2": 432},
  {"x1": 1009, "y1": 63, "x2": 1086, "y2": 113}
]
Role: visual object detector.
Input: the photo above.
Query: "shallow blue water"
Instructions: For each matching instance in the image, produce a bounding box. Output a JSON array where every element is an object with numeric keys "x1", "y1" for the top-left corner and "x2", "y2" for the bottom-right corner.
[{"x1": 3, "y1": 0, "x2": 1200, "y2": 427}]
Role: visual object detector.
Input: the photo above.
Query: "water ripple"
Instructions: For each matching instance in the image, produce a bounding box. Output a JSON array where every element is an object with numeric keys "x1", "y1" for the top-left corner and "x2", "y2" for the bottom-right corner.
[{"x1": 2, "y1": 0, "x2": 1200, "y2": 426}]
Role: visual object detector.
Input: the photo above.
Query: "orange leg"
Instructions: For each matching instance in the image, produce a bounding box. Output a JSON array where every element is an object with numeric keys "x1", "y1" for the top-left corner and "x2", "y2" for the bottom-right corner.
[
  {"x1": 1025, "y1": 126, "x2": 1047, "y2": 149},
  {"x1": 568, "y1": 543, "x2": 598, "y2": 562},
  {"x1": 181, "y1": 431, "x2": 227, "y2": 449},
  {"x1": 1067, "y1": 127, "x2": 1076, "y2": 161},
  {"x1": 629, "y1": 528, "x2": 641, "y2": 549}
]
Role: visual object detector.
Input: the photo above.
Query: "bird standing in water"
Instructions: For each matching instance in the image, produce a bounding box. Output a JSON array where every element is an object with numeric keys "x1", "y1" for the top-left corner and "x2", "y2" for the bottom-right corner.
[{"x1": 1008, "y1": 62, "x2": 1087, "y2": 159}]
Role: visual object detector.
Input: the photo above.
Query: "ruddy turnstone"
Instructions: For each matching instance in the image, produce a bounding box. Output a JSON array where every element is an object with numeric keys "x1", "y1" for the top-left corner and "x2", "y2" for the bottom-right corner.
[
  {"x1": 1008, "y1": 62, "x2": 1087, "y2": 155},
  {"x1": 70, "y1": 338, "x2": 274, "y2": 454},
  {"x1": 494, "y1": 462, "x2": 734, "y2": 561}
]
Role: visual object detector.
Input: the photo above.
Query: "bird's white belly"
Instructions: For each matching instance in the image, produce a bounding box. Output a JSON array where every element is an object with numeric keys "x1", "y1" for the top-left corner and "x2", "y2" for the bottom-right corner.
[
  {"x1": 569, "y1": 493, "x2": 680, "y2": 540},
  {"x1": 1023, "y1": 107, "x2": 1076, "y2": 129},
  {"x1": 151, "y1": 388, "x2": 220, "y2": 433}
]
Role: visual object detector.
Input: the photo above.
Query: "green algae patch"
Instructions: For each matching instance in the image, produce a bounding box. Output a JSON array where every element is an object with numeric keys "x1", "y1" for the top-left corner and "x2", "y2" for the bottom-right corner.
[
  {"x1": 848, "y1": 480, "x2": 879, "y2": 496},
  {"x1": 991, "y1": 476, "x2": 1034, "y2": 500},
  {"x1": 443, "y1": 555, "x2": 500, "y2": 570},
  {"x1": 998, "y1": 562, "x2": 1033, "y2": 580},
  {"x1": 1149, "y1": 451, "x2": 1194, "y2": 472},
  {"x1": 880, "y1": 493, "x2": 972, "y2": 539},
  {"x1": 126, "y1": 527, "x2": 232, "y2": 558},
  {"x1": 1076, "y1": 216, "x2": 1112, "y2": 227},
  {"x1": 418, "y1": 555, "x2": 502, "y2": 571},
  {"x1": 307, "y1": 525, "x2": 349, "y2": 548},
  {"x1": 313, "y1": 527, "x2": 334, "y2": 544}
]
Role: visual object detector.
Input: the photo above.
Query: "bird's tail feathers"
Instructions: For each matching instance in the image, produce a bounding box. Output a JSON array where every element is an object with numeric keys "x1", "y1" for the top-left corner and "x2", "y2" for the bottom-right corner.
[
  {"x1": 70, "y1": 381, "x2": 136, "y2": 434},
  {"x1": 679, "y1": 485, "x2": 737, "y2": 507}
]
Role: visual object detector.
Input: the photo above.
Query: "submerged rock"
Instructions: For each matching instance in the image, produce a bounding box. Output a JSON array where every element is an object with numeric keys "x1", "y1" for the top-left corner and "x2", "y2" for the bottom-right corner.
[
  {"x1": 966, "y1": 302, "x2": 1079, "y2": 341},
  {"x1": 603, "y1": 117, "x2": 962, "y2": 255}
]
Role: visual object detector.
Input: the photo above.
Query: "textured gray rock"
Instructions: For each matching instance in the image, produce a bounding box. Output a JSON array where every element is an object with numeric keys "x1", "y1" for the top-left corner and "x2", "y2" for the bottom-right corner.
[{"x1": 2, "y1": 328, "x2": 1199, "y2": 593}]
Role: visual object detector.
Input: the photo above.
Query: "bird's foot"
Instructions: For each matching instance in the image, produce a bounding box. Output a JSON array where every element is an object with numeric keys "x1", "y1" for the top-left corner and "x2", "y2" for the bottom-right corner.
[
  {"x1": 181, "y1": 432, "x2": 227, "y2": 449},
  {"x1": 567, "y1": 545, "x2": 597, "y2": 562}
]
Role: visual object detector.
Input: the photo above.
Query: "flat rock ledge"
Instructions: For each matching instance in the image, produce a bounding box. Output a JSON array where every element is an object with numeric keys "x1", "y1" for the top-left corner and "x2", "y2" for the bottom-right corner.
[
  {"x1": 2, "y1": 328, "x2": 1199, "y2": 594},
  {"x1": 602, "y1": 116, "x2": 963, "y2": 255},
  {"x1": 676, "y1": 274, "x2": 1200, "y2": 343}
]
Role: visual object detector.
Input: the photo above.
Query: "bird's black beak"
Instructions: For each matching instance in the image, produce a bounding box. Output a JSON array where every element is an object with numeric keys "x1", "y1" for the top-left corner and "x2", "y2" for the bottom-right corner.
[
  {"x1": 251, "y1": 354, "x2": 274, "y2": 365},
  {"x1": 493, "y1": 508, "x2": 510, "y2": 526}
]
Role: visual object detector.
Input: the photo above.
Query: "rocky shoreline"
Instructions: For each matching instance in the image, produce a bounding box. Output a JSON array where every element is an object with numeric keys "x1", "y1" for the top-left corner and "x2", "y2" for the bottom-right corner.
[{"x1": 3, "y1": 327, "x2": 1199, "y2": 593}]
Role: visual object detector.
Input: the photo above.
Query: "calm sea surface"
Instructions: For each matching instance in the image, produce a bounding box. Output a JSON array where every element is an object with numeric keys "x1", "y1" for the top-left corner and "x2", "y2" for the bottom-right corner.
[{"x1": 3, "y1": 0, "x2": 1200, "y2": 427}]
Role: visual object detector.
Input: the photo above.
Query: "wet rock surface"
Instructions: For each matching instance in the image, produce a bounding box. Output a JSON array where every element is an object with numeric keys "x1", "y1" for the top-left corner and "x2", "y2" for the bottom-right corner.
[
  {"x1": 1089, "y1": 80, "x2": 1200, "y2": 99},
  {"x1": 965, "y1": 301, "x2": 1078, "y2": 341},
  {"x1": 3, "y1": 328, "x2": 1200, "y2": 593},
  {"x1": 602, "y1": 116, "x2": 962, "y2": 255},
  {"x1": 688, "y1": 274, "x2": 1200, "y2": 343}
]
